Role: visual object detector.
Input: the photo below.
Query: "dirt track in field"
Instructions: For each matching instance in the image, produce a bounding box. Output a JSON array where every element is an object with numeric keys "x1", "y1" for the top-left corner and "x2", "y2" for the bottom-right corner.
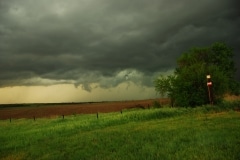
[{"x1": 0, "y1": 99, "x2": 170, "y2": 120}]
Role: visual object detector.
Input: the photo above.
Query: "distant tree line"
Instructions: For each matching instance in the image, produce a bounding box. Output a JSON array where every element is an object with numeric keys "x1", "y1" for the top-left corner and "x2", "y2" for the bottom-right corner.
[{"x1": 155, "y1": 42, "x2": 240, "y2": 107}]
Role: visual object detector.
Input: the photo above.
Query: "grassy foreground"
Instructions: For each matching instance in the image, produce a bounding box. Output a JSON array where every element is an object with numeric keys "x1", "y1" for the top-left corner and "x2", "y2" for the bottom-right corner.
[{"x1": 0, "y1": 104, "x2": 240, "y2": 160}]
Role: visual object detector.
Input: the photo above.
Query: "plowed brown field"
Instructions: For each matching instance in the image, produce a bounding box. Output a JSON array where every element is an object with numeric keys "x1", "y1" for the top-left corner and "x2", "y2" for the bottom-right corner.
[{"x1": 0, "y1": 98, "x2": 170, "y2": 120}]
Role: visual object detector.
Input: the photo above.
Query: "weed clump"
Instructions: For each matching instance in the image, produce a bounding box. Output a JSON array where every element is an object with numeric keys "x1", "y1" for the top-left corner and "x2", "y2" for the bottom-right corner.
[{"x1": 152, "y1": 100, "x2": 161, "y2": 108}]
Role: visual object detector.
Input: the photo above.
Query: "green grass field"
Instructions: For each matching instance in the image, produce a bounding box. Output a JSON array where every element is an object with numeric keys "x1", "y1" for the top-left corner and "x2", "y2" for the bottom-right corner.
[{"x1": 1, "y1": 103, "x2": 240, "y2": 160}]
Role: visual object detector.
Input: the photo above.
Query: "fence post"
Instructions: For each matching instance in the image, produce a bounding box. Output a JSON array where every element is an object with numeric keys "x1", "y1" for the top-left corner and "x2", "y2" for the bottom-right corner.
[{"x1": 62, "y1": 115, "x2": 64, "y2": 119}]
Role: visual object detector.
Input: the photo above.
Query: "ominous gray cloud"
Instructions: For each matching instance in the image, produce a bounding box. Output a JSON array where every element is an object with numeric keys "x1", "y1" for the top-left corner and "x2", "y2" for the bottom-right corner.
[{"x1": 0, "y1": 0, "x2": 239, "y2": 91}]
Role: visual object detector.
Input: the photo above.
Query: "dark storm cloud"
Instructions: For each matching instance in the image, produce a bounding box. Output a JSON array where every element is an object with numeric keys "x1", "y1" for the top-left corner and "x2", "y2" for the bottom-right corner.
[{"x1": 0, "y1": 0, "x2": 239, "y2": 90}]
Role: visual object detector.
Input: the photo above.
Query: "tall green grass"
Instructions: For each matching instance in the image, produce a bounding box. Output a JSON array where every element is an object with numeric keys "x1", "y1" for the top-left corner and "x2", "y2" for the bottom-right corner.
[{"x1": 0, "y1": 104, "x2": 240, "y2": 160}]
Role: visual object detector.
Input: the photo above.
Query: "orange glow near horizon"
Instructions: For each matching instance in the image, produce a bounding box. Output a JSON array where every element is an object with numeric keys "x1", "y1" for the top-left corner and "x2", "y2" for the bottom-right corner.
[{"x1": 0, "y1": 82, "x2": 158, "y2": 104}]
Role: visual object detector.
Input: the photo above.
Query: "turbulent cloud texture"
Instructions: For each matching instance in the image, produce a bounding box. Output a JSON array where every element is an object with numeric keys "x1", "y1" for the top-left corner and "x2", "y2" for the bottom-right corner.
[{"x1": 0, "y1": 0, "x2": 239, "y2": 91}]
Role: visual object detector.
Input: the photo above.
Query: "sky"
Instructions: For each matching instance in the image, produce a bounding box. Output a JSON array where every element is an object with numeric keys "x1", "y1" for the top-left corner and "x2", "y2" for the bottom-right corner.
[{"x1": 0, "y1": 0, "x2": 239, "y2": 104}]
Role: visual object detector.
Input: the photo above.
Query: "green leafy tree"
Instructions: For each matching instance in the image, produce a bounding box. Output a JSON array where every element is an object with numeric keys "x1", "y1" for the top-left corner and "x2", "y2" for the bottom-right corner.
[
  {"x1": 155, "y1": 42, "x2": 239, "y2": 107},
  {"x1": 154, "y1": 75, "x2": 176, "y2": 107},
  {"x1": 174, "y1": 42, "x2": 238, "y2": 107},
  {"x1": 174, "y1": 63, "x2": 207, "y2": 106},
  {"x1": 174, "y1": 63, "x2": 228, "y2": 106}
]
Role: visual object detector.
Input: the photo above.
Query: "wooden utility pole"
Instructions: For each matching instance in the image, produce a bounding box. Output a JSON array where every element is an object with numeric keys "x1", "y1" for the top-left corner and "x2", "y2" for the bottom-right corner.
[{"x1": 206, "y1": 75, "x2": 213, "y2": 105}]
